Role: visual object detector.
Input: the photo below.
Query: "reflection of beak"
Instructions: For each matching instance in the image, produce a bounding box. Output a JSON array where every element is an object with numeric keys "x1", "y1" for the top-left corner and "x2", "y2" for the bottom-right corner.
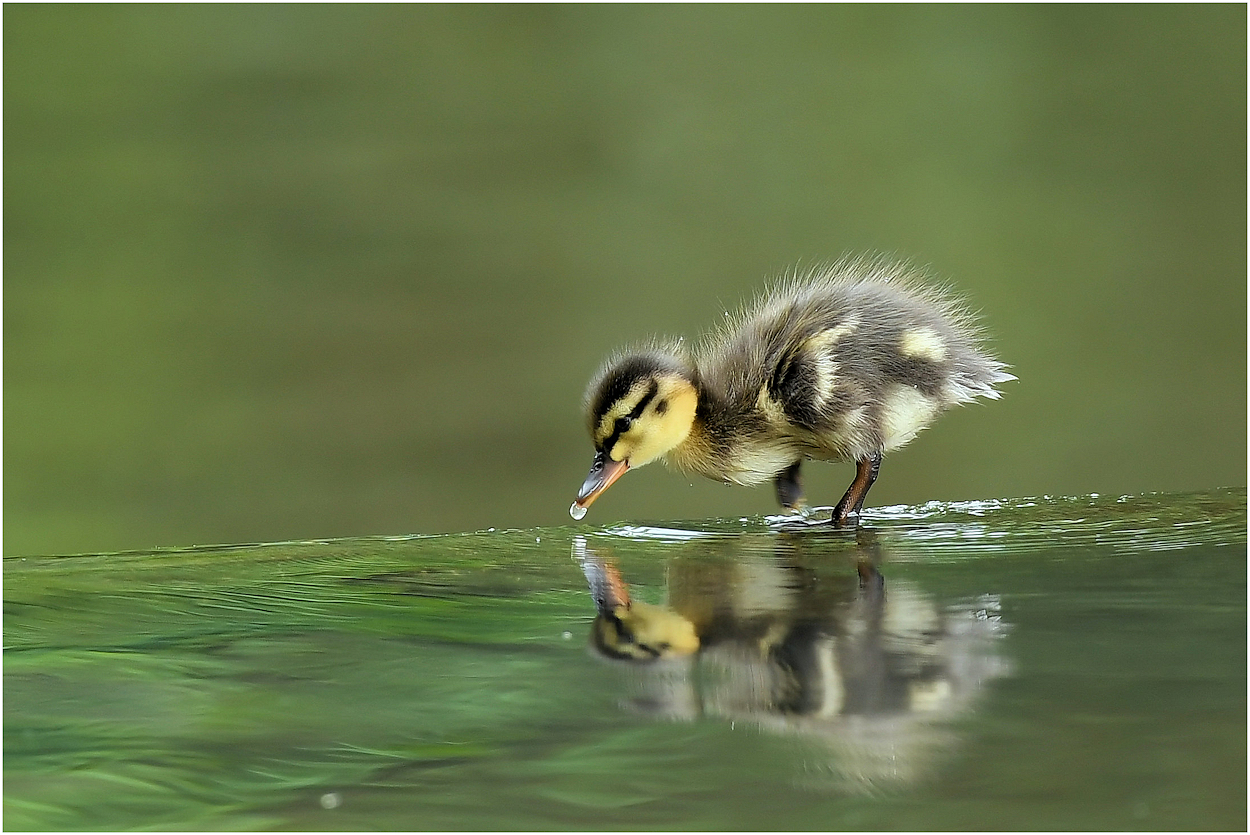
[
  {"x1": 574, "y1": 450, "x2": 629, "y2": 511},
  {"x1": 573, "y1": 541, "x2": 632, "y2": 614}
]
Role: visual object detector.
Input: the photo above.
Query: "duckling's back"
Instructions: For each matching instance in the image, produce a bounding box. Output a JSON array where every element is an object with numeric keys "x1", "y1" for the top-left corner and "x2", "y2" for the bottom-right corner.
[{"x1": 697, "y1": 258, "x2": 1012, "y2": 464}]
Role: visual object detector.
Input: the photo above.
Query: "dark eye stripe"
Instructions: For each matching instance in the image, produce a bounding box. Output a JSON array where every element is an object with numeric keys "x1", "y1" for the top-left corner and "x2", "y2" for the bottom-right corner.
[
  {"x1": 602, "y1": 380, "x2": 659, "y2": 452},
  {"x1": 629, "y1": 380, "x2": 659, "y2": 420}
]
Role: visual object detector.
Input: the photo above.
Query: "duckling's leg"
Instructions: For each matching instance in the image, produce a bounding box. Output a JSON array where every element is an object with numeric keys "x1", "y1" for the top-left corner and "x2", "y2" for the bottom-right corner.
[
  {"x1": 774, "y1": 460, "x2": 805, "y2": 510},
  {"x1": 854, "y1": 527, "x2": 885, "y2": 595},
  {"x1": 831, "y1": 452, "x2": 882, "y2": 526}
]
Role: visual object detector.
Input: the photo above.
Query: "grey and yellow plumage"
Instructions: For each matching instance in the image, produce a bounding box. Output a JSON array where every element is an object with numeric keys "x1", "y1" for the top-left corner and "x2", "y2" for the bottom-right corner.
[{"x1": 573, "y1": 256, "x2": 1013, "y2": 524}]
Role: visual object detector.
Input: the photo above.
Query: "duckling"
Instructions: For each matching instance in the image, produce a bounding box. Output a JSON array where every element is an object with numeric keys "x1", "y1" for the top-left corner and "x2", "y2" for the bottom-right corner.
[
  {"x1": 571, "y1": 256, "x2": 1013, "y2": 525},
  {"x1": 573, "y1": 533, "x2": 1011, "y2": 731}
]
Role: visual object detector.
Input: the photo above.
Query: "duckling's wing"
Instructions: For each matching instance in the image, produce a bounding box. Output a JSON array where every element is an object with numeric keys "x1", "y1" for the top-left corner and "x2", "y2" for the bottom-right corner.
[{"x1": 740, "y1": 259, "x2": 1010, "y2": 457}]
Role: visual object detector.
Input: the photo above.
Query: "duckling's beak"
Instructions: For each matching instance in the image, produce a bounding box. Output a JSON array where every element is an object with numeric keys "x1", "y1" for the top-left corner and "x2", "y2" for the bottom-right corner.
[{"x1": 574, "y1": 450, "x2": 629, "y2": 511}]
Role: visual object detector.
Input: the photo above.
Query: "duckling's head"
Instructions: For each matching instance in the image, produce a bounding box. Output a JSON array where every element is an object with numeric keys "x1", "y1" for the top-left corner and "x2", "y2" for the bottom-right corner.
[
  {"x1": 573, "y1": 349, "x2": 698, "y2": 515},
  {"x1": 592, "y1": 599, "x2": 701, "y2": 661},
  {"x1": 576, "y1": 543, "x2": 700, "y2": 661}
]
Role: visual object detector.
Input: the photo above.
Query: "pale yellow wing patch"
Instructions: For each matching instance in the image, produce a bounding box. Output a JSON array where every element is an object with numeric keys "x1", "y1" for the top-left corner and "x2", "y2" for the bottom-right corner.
[
  {"x1": 898, "y1": 326, "x2": 948, "y2": 362},
  {"x1": 754, "y1": 318, "x2": 860, "y2": 425},
  {"x1": 802, "y1": 318, "x2": 859, "y2": 408}
]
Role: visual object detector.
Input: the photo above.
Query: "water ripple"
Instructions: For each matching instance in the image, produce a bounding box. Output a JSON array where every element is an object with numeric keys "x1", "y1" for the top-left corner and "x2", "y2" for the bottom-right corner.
[
  {"x1": 865, "y1": 489, "x2": 1246, "y2": 560},
  {"x1": 589, "y1": 489, "x2": 1245, "y2": 560}
]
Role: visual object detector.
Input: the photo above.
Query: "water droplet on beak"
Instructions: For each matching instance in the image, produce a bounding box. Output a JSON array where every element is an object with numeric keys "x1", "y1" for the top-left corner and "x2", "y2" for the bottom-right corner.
[{"x1": 569, "y1": 502, "x2": 588, "y2": 520}]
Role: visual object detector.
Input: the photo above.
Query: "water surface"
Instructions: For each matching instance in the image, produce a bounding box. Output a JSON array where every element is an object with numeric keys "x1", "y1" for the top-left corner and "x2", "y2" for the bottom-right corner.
[{"x1": 5, "y1": 490, "x2": 1245, "y2": 830}]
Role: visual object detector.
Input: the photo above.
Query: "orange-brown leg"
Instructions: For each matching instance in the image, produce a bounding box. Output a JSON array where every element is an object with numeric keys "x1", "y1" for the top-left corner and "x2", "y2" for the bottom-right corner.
[{"x1": 831, "y1": 452, "x2": 882, "y2": 526}]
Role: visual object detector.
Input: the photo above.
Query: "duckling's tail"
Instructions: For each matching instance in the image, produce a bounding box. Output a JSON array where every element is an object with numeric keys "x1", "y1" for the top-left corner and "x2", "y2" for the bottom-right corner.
[{"x1": 949, "y1": 362, "x2": 1016, "y2": 403}]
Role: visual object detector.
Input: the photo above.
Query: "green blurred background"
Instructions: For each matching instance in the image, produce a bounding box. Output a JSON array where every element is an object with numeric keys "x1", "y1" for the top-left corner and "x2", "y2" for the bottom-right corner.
[{"x1": 5, "y1": 5, "x2": 1245, "y2": 557}]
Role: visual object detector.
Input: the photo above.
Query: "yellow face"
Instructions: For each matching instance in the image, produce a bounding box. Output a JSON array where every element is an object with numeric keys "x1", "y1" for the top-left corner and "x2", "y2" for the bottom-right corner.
[
  {"x1": 593, "y1": 373, "x2": 698, "y2": 467},
  {"x1": 593, "y1": 600, "x2": 700, "y2": 660}
]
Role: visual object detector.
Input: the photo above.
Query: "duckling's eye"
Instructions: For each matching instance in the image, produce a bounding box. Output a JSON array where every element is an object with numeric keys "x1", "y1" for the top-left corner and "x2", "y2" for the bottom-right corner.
[{"x1": 615, "y1": 416, "x2": 633, "y2": 434}]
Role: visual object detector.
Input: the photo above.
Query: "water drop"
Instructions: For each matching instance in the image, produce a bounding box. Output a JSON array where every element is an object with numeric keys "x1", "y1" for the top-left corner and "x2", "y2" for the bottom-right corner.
[
  {"x1": 569, "y1": 502, "x2": 588, "y2": 520},
  {"x1": 320, "y1": 793, "x2": 341, "y2": 810}
]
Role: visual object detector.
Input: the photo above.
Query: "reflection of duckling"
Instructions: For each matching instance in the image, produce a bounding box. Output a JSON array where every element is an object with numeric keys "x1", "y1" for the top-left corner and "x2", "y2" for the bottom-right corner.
[
  {"x1": 572, "y1": 534, "x2": 1012, "y2": 791},
  {"x1": 576, "y1": 535, "x2": 909, "y2": 716},
  {"x1": 572, "y1": 257, "x2": 1013, "y2": 525},
  {"x1": 572, "y1": 533, "x2": 1007, "y2": 719}
]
